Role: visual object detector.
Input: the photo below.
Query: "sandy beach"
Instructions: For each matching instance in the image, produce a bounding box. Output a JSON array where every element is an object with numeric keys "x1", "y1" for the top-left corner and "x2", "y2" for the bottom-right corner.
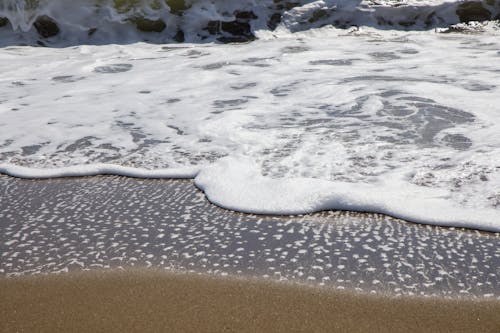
[
  {"x1": 1, "y1": 1, "x2": 500, "y2": 331},
  {"x1": 1, "y1": 175, "x2": 500, "y2": 332},
  {"x1": 2, "y1": 269, "x2": 500, "y2": 333},
  {"x1": 2, "y1": 175, "x2": 499, "y2": 298}
]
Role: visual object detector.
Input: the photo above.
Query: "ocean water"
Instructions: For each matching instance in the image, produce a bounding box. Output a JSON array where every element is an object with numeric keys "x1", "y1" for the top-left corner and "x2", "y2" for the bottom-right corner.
[{"x1": 0, "y1": 0, "x2": 499, "y2": 231}]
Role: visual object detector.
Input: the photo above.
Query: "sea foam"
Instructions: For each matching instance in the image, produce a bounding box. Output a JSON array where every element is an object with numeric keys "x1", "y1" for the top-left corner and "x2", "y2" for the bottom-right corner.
[
  {"x1": 0, "y1": 2, "x2": 499, "y2": 232},
  {"x1": 196, "y1": 157, "x2": 500, "y2": 232}
]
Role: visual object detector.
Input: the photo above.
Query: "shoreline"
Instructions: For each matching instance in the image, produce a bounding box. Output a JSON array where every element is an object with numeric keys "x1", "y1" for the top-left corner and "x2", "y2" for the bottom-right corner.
[
  {"x1": 1, "y1": 175, "x2": 499, "y2": 299},
  {"x1": 1, "y1": 165, "x2": 498, "y2": 233},
  {"x1": 2, "y1": 269, "x2": 500, "y2": 333},
  {"x1": 2, "y1": 175, "x2": 500, "y2": 331},
  {"x1": 1, "y1": 172, "x2": 498, "y2": 235}
]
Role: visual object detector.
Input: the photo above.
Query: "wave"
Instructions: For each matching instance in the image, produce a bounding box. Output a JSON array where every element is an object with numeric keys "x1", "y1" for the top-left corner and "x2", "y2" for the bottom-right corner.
[
  {"x1": 1, "y1": 1, "x2": 499, "y2": 233},
  {"x1": 0, "y1": 0, "x2": 499, "y2": 45},
  {"x1": 2, "y1": 157, "x2": 499, "y2": 233}
]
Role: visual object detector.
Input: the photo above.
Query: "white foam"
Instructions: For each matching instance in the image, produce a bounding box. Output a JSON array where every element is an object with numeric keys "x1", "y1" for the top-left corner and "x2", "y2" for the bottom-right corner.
[
  {"x1": 0, "y1": 163, "x2": 199, "y2": 179},
  {"x1": 195, "y1": 157, "x2": 500, "y2": 232},
  {"x1": 0, "y1": 22, "x2": 499, "y2": 232}
]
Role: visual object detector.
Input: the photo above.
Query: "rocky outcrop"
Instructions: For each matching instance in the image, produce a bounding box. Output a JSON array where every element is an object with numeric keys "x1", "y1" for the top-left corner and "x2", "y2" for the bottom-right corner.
[
  {"x1": 34, "y1": 16, "x2": 60, "y2": 38},
  {"x1": 173, "y1": 30, "x2": 185, "y2": 43},
  {"x1": 456, "y1": 2, "x2": 492, "y2": 22},
  {"x1": 205, "y1": 11, "x2": 257, "y2": 43},
  {"x1": 133, "y1": 18, "x2": 166, "y2": 32},
  {"x1": 167, "y1": 0, "x2": 189, "y2": 14},
  {"x1": 267, "y1": 1, "x2": 301, "y2": 30},
  {"x1": 0, "y1": 17, "x2": 9, "y2": 28}
]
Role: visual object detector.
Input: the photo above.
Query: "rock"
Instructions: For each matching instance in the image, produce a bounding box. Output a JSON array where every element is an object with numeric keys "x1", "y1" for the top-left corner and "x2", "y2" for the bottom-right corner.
[
  {"x1": 34, "y1": 16, "x2": 60, "y2": 38},
  {"x1": 398, "y1": 20, "x2": 416, "y2": 27},
  {"x1": 0, "y1": 17, "x2": 9, "y2": 28},
  {"x1": 217, "y1": 35, "x2": 255, "y2": 43},
  {"x1": 173, "y1": 30, "x2": 185, "y2": 43},
  {"x1": 268, "y1": 1, "x2": 301, "y2": 29},
  {"x1": 456, "y1": 2, "x2": 491, "y2": 22},
  {"x1": 235, "y1": 11, "x2": 258, "y2": 20},
  {"x1": 167, "y1": 0, "x2": 188, "y2": 14},
  {"x1": 206, "y1": 20, "x2": 254, "y2": 41},
  {"x1": 308, "y1": 9, "x2": 329, "y2": 23},
  {"x1": 273, "y1": 1, "x2": 301, "y2": 11},
  {"x1": 267, "y1": 13, "x2": 282, "y2": 30},
  {"x1": 205, "y1": 10, "x2": 256, "y2": 43},
  {"x1": 133, "y1": 18, "x2": 166, "y2": 32},
  {"x1": 205, "y1": 21, "x2": 219, "y2": 35},
  {"x1": 221, "y1": 21, "x2": 252, "y2": 36}
]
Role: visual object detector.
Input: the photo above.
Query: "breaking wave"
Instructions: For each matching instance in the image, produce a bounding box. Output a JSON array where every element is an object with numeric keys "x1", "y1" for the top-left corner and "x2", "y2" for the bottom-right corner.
[
  {"x1": 1, "y1": 1, "x2": 499, "y2": 233},
  {"x1": 0, "y1": 0, "x2": 499, "y2": 45}
]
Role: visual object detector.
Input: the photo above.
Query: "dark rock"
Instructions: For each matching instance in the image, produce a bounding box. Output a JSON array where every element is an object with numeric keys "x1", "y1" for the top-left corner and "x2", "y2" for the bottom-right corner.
[
  {"x1": 167, "y1": 0, "x2": 188, "y2": 14},
  {"x1": 268, "y1": 13, "x2": 282, "y2": 30},
  {"x1": 273, "y1": 1, "x2": 301, "y2": 11},
  {"x1": 88, "y1": 28, "x2": 97, "y2": 36},
  {"x1": 34, "y1": 15, "x2": 60, "y2": 38},
  {"x1": 235, "y1": 11, "x2": 258, "y2": 20},
  {"x1": 220, "y1": 21, "x2": 252, "y2": 36},
  {"x1": 133, "y1": 18, "x2": 166, "y2": 32},
  {"x1": 0, "y1": 17, "x2": 9, "y2": 28},
  {"x1": 206, "y1": 20, "x2": 254, "y2": 40},
  {"x1": 204, "y1": 9, "x2": 257, "y2": 42},
  {"x1": 217, "y1": 35, "x2": 255, "y2": 44},
  {"x1": 205, "y1": 21, "x2": 220, "y2": 35},
  {"x1": 308, "y1": 9, "x2": 329, "y2": 23},
  {"x1": 173, "y1": 30, "x2": 185, "y2": 43},
  {"x1": 398, "y1": 20, "x2": 416, "y2": 27},
  {"x1": 456, "y1": 2, "x2": 491, "y2": 22}
]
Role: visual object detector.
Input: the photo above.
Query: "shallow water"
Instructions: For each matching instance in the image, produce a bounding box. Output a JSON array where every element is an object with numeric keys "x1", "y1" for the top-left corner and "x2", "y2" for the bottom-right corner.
[
  {"x1": 1, "y1": 28, "x2": 499, "y2": 230},
  {"x1": 1, "y1": 176, "x2": 499, "y2": 299},
  {"x1": 0, "y1": 0, "x2": 499, "y2": 231},
  {"x1": 0, "y1": 0, "x2": 499, "y2": 45}
]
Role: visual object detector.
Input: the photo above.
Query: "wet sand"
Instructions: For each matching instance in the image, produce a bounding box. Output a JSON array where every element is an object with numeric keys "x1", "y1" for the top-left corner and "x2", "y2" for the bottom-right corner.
[
  {"x1": 1, "y1": 269, "x2": 500, "y2": 333},
  {"x1": 1, "y1": 175, "x2": 500, "y2": 332},
  {"x1": 1, "y1": 175, "x2": 499, "y2": 298}
]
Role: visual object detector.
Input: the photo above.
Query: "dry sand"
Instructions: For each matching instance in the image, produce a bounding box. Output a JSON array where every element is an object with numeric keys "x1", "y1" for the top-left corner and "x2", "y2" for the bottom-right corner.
[{"x1": 1, "y1": 269, "x2": 499, "y2": 333}]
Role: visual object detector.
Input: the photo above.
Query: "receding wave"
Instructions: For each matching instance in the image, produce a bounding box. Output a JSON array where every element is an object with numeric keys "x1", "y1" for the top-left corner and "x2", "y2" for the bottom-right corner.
[
  {"x1": 0, "y1": 0, "x2": 499, "y2": 45},
  {"x1": 1, "y1": 26, "x2": 499, "y2": 231},
  {"x1": 1, "y1": 0, "x2": 499, "y2": 233}
]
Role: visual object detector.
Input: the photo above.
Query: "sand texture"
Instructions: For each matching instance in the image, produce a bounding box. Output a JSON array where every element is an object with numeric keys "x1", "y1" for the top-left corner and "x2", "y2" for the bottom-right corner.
[
  {"x1": 2, "y1": 176, "x2": 499, "y2": 299},
  {"x1": 1, "y1": 270, "x2": 500, "y2": 333}
]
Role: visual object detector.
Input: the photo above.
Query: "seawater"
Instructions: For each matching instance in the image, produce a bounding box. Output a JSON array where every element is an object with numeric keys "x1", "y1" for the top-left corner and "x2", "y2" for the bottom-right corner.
[
  {"x1": 0, "y1": 0, "x2": 499, "y2": 44},
  {"x1": 0, "y1": 0, "x2": 499, "y2": 231}
]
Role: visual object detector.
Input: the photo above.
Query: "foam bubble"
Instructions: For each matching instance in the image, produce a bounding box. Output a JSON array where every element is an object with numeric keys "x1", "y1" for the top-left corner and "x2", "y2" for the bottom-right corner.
[
  {"x1": 0, "y1": 163, "x2": 198, "y2": 179},
  {"x1": 0, "y1": 20, "x2": 499, "y2": 232},
  {"x1": 195, "y1": 156, "x2": 500, "y2": 232}
]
